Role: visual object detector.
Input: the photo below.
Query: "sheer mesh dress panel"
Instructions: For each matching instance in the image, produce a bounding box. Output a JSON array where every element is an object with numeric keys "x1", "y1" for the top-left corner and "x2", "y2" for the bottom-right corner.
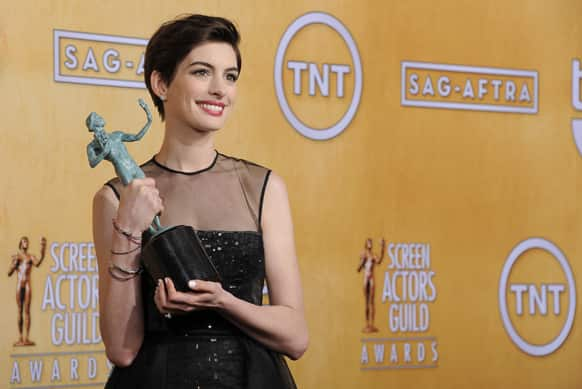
[{"x1": 107, "y1": 151, "x2": 269, "y2": 232}]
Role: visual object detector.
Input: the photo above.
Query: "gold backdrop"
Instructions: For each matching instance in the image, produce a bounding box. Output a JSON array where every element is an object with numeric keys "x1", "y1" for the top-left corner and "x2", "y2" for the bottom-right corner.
[{"x1": 1, "y1": 1, "x2": 581, "y2": 388}]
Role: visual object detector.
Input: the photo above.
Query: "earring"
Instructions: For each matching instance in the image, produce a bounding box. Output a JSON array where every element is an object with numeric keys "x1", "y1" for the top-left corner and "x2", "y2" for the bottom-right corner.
[{"x1": 160, "y1": 95, "x2": 167, "y2": 101}]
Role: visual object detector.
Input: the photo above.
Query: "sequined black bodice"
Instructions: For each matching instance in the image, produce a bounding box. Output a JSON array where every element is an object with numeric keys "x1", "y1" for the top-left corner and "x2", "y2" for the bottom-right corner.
[
  {"x1": 141, "y1": 231, "x2": 265, "y2": 336},
  {"x1": 200, "y1": 231, "x2": 265, "y2": 306},
  {"x1": 131, "y1": 231, "x2": 265, "y2": 388}
]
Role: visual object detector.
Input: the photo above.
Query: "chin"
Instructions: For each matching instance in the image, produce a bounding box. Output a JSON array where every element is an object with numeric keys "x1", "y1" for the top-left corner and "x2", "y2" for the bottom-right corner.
[
  {"x1": 200, "y1": 118, "x2": 228, "y2": 132},
  {"x1": 192, "y1": 124, "x2": 222, "y2": 133}
]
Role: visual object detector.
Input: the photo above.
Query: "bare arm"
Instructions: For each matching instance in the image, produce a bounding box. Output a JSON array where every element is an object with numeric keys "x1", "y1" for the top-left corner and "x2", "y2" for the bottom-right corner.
[
  {"x1": 158, "y1": 173, "x2": 308, "y2": 360},
  {"x1": 357, "y1": 254, "x2": 366, "y2": 272},
  {"x1": 8, "y1": 255, "x2": 18, "y2": 276},
  {"x1": 93, "y1": 178, "x2": 163, "y2": 367},
  {"x1": 220, "y1": 173, "x2": 308, "y2": 359},
  {"x1": 93, "y1": 186, "x2": 144, "y2": 367},
  {"x1": 120, "y1": 99, "x2": 152, "y2": 142},
  {"x1": 377, "y1": 238, "x2": 386, "y2": 265},
  {"x1": 33, "y1": 238, "x2": 47, "y2": 267}
]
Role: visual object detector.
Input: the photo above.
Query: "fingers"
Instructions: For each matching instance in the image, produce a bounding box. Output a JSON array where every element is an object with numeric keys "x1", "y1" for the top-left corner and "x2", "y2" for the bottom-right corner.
[
  {"x1": 170, "y1": 278, "x2": 224, "y2": 305},
  {"x1": 153, "y1": 279, "x2": 165, "y2": 312},
  {"x1": 171, "y1": 278, "x2": 212, "y2": 310},
  {"x1": 137, "y1": 184, "x2": 163, "y2": 215},
  {"x1": 135, "y1": 180, "x2": 163, "y2": 214},
  {"x1": 186, "y1": 280, "x2": 226, "y2": 308},
  {"x1": 162, "y1": 278, "x2": 199, "y2": 307},
  {"x1": 188, "y1": 279, "x2": 219, "y2": 293},
  {"x1": 154, "y1": 279, "x2": 193, "y2": 313},
  {"x1": 128, "y1": 177, "x2": 156, "y2": 188},
  {"x1": 117, "y1": 178, "x2": 164, "y2": 232},
  {"x1": 153, "y1": 277, "x2": 225, "y2": 315}
]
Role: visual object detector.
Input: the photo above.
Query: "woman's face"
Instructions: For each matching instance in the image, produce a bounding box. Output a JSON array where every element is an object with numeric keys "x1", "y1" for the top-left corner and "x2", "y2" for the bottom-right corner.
[{"x1": 163, "y1": 41, "x2": 239, "y2": 133}]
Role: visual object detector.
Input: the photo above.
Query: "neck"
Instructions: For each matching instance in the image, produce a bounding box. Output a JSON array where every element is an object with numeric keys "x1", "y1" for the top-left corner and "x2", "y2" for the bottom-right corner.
[{"x1": 156, "y1": 122, "x2": 217, "y2": 171}]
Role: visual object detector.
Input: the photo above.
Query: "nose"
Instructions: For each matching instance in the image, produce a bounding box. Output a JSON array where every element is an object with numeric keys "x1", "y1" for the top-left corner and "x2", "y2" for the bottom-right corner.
[{"x1": 208, "y1": 75, "x2": 225, "y2": 98}]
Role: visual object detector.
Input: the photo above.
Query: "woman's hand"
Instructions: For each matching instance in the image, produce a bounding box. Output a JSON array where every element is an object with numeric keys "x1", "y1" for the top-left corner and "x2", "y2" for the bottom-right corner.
[
  {"x1": 116, "y1": 178, "x2": 163, "y2": 234},
  {"x1": 154, "y1": 278, "x2": 231, "y2": 316}
]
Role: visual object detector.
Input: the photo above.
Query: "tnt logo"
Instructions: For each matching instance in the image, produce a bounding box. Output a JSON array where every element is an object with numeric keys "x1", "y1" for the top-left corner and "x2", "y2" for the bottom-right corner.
[
  {"x1": 274, "y1": 12, "x2": 362, "y2": 140},
  {"x1": 499, "y1": 238, "x2": 576, "y2": 356},
  {"x1": 286, "y1": 62, "x2": 351, "y2": 98}
]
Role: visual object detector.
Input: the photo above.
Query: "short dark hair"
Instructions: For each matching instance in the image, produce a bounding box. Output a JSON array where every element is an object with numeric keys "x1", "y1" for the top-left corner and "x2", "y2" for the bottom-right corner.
[{"x1": 144, "y1": 14, "x2": 242, "y2": 120}]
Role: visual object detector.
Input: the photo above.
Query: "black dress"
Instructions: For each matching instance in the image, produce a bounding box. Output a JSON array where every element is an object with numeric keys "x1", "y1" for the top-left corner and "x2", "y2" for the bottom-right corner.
[{"x1": 104, "y1": 152, "x2": 297, "y2": 389}]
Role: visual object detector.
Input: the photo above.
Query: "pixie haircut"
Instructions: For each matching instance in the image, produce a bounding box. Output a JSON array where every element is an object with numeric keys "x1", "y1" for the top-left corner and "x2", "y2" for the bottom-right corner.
[{"x1": 144, "y1": 14, "x2": 241, "y2": 120}]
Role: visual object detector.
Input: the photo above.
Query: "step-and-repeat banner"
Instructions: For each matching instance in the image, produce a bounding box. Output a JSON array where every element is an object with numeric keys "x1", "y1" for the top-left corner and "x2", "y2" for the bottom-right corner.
[{"x1": 1, "y1": 1, "x2": 581, "y2": 388}]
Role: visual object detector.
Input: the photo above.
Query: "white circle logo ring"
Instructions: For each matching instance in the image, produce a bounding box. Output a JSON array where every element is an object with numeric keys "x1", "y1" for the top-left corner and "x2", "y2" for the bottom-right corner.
[
  {"x1": 274, "y1": 12, "x2": 363, "y2": 140},
  {"x1": 498, "y1": 238, "x2": 576, "y2": 356}
]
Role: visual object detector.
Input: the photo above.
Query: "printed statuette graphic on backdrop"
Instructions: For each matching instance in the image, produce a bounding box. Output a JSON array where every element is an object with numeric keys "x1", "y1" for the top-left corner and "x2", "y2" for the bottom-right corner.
[
  {"x1": 360, "y1": 240, "x2": 438, "y2": 370},
  {"x1": 85, "y1": 99, "x2": 220, "y2": 293},
  {"x1": 8, "y1": 236, "x2": 47, "y2": 346},
  {"x1": 357, "y1": 238, "x2": 386, "y2": 333}
]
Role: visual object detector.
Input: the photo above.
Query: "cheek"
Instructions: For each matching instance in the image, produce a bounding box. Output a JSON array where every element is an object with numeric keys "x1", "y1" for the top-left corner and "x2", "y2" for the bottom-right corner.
[
  {"x1": 172, "y1": 79, "x2": 203, "y2": 100},
  {"x1": 190, "y1": 81, "x2": 207, "y2": 96},
  {"x1": 228, "y1": 86, "x2": 238, "y2": 105}
]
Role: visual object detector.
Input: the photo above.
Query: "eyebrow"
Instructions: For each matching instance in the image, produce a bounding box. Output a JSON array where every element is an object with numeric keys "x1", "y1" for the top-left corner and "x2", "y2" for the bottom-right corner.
[{"x1": 188, "y1": 61, "x2": 239, "y2": 73}]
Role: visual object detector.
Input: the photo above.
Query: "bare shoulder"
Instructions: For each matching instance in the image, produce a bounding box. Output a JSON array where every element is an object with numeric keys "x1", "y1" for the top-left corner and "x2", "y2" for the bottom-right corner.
[
  {"x1": 261, "y1": 171, "x2": 292, "y2": 228},
  {"x1": 93, "y1": 185, "x2": 118, "y2": 208},
  {"x1": 264, "y1": 171, "x2": 289, "y2": 200},
  {"x1": 92, "y1": 185, "x2": 119, "y2": 229}
]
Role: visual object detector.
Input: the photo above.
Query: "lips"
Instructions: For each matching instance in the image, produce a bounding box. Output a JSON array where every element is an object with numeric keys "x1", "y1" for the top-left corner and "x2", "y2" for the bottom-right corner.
[{"x1": 197, "y1": 100, "x2": 225, "y2": 116}]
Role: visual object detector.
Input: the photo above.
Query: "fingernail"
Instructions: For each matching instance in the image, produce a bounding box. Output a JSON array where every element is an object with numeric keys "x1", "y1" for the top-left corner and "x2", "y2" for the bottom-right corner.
[
  {"x1": 188, "y1": 280, "x2": 196, "y2": 289},
  {"x1": 157, "y1": 279, "x2": 162, "y2": 285},
  {"x1": 164, "y1": 277, "x2": 170, "y2": 284}
]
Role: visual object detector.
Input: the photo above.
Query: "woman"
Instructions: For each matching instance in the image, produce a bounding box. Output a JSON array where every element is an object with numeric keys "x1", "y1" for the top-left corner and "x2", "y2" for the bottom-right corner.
[{"x1": 92, "y1": 14, "x2": 308, "y2": 388}]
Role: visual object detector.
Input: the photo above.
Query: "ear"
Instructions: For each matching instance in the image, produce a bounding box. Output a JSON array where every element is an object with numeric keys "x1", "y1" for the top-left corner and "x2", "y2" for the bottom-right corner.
[{"x1": 150, "y1": 70, "x2": 168, "y2": 100}]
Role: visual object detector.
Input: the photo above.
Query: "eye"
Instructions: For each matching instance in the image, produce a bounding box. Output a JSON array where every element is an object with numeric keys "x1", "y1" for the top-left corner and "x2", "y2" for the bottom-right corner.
[
  {"x1": 225, "y1": 72, "x2": 239, "y2": 82},
  {"x1": 191, "y1": 68, "x2": 210, "y2": 77}
]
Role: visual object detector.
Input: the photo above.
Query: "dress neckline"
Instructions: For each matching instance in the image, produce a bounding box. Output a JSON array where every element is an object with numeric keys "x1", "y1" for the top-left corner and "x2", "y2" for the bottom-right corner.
[
  {"x1": 195, "y1": 229, "x2": 262, "y2": 236},
  {"x1": 151, "y1": 150, "x2": 219, "y2": 175}
]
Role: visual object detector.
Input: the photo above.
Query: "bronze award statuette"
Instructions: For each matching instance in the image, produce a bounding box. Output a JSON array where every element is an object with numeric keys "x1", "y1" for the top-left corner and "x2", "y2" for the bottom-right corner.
[{"x1": 85, "y1": 99, "x2": 220, "y2": 291}]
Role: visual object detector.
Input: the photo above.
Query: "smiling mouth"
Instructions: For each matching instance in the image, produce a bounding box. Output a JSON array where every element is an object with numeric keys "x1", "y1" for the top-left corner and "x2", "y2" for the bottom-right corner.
[{"x1": 197, "y1": 101, "x2": 225, "y2": 116}]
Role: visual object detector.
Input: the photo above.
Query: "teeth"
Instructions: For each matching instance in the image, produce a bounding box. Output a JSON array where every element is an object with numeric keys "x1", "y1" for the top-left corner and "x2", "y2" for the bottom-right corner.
[{"x1": 199, "y1": 103, "x2": 223, "y2": 113}]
